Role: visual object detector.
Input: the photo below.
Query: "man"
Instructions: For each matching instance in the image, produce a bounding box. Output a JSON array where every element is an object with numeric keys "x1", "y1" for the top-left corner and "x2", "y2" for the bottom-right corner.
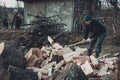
[
  {"x1": 82, "y1": 15, "x2": 107, "y2": 58},
  {"x1": 11, "y1": 11, "x2": 23, "y2": 29}
]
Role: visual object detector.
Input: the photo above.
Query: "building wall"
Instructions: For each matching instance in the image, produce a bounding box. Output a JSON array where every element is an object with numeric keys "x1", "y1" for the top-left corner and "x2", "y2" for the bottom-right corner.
[
  {"x1": 25, "y1": 0, "x2": 73, "y2": 31},
  {"x1": 25, "y1": 1, "x2": 45, "y2": 22}
]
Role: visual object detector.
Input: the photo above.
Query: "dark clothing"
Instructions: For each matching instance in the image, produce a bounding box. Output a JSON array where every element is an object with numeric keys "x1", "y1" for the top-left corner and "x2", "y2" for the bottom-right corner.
[
  {"x1": 84, "y1": 20, "x2": 106, "y2": 40},
  {"x1": 83, "y1": 20, "x2": 107, "y2": 58},
  {"x1": 15, "y1": 16, "x2": 22, "y2": 29},
  {"x1": 88, "y1": 32, "x2": 107, "y2": 58},
  {"x1": 11, "y1": 15, "x2": 22, "y2": 29}
]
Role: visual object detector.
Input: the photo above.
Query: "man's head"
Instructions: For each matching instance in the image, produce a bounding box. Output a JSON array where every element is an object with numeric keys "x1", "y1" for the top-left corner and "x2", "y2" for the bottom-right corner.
[{"x1": 84, "y1": 15, "x2": 92, "y2": 25}]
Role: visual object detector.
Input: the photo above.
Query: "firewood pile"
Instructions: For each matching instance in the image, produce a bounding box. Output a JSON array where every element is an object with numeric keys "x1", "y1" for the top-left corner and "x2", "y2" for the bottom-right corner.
[
  {"x1": 0, "y1": 36, "x2": 120, "y2": 80},
  {"x1": 19, "y1": 16, "x2": 68, "y2": 48}
]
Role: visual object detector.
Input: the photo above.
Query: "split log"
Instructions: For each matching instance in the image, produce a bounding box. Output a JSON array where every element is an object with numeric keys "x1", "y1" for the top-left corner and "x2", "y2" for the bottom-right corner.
[
  {"x1": 54, "y1": 60, "x2": 65, "y2": 70},
  {"x1": 63, "y1": 46, "x2": 73, "y2": 54},
  {"x1": 90, "y1": 55, "x2": 99, "y2": 67},
  {"x1": 40, "y1": 58, "x2": 49, "y2": 68},
  {"x1": 98, "y1": 64, "x2": 109, "y2": 76},
  {"x1": 63, "y1": 52, "x2": 80, "y2": 63},
  {"x1": 51, "y1": 49, "x2": 63, "y2": 56},
  {"x1": 41, "y1": 46, "x2": 51, "y2": 55},
  {"x1": 74, "y1": 46, "x2": 87, "y2": 55},
  {"x1": 24, "y1": 48, "x2": 43, "y2": 67},
  {"x1": 42, "y1": 61, "x2": 57, "y2": 70},
  {"x1": 81, "y1": 60, "x2": 93, "y2": 76},
  {"x1": 55, "y1": 63, "x2": 88, "y2": 80},
  {"x1": 48, "y1": 36, "x2": 63, "y2": 49}
]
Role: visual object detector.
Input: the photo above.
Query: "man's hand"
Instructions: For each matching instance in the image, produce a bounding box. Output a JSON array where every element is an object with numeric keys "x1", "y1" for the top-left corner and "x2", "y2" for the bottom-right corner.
[
  {"x1": 86, "y1": 38, "x2": 92, "y2": 42},
  {"x1": 81, "y1": 39, "x2": 86, "y2": 43},
  {"x1": 81, "y1": 38, "x2": 92, "y2": 43}
]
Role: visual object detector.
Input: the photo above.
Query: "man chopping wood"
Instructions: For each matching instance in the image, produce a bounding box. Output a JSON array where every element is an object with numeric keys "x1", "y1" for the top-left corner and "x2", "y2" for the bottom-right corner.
[{"x1": 81, "y1": 15, "x2": 107, "y2": 58}]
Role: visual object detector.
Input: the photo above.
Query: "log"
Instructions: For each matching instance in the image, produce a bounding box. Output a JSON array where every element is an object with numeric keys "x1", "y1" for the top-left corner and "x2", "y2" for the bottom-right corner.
[
  {"x1": 8, "y1": 66, "x2": 38, "y2": 80},
  {"x1": 0, "y1": 42, "x2": 25, "y2": 68},
  {"x1": 48, "y1": 36, "x2": 54, "y2": 45}
]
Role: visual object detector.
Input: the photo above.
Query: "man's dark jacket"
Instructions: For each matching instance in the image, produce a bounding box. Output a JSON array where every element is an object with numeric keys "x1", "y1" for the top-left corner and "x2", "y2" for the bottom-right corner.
[{"x1": 84, "y1": 20, "x2": 106, "y2": 39}]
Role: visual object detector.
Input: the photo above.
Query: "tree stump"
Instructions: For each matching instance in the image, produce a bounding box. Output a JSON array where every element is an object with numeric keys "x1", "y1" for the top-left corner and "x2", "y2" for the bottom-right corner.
[
  {"x1": 8, "y1": 66, "x2": 38, "y2": 80},
  {"x1": 55, "y1": 63, "x2": 88, "y2": 80},
  {"x1": 0, "y1": 42, "x2": 26, "y2": 68}
]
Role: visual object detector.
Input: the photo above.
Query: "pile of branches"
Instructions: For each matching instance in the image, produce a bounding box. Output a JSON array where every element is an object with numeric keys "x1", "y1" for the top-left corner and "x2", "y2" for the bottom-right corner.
[{"x1": 17, "y1": 16, "x2": 67, "y2": 48}]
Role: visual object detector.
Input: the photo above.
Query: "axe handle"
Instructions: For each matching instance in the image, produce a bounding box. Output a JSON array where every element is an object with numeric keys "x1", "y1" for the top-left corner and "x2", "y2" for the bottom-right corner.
[{"x1": 68, "y1": 41, "x2": 85, "y2": 47}]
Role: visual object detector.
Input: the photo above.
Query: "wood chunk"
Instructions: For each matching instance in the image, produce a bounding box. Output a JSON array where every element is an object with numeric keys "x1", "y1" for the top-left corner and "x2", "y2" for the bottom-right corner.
[
  {"x1": 49, "y1": 52, "x2": 53, "y2": 62},
  {"x1": 42, "y1": 61, "x2": 57, "y2": 70},
  {"x1": 0, "y1": 42, "x2": 4, "y2": 55},
  {"x1": 24, "y1": 48, "x2": 33, "y2": 62},
  {"x1": 51, "y1": 49, "x2": 63, "y2": 56},
  {"x1": 54, "y1": 60, "x2": 65, "y2": 70},
  {"x1": 26, "y1": 55, "x2": 38, "y2": 67},
  {"x1": 81, "y1": 60, "x2": 93, "y2": 76},
  {"x1": 98, "y1": 64, "x2": 109, "y2": 76},
  {"x1": 48, "y1": 36, "x2": 54, "y2": 45},
  {"x1": 41, "y1": 46, "x2": 51, "y2": 55},
  {"x1": 52, "y1": 43, "x2": 63, "y2": 50},
  {"x1": 72, "y1": 56, "x2": 90, "y2": 63},
  {"x1": 63, "y1": 52, "x2": 78, "y2": 63},
  {"x1": 24, "y1": 48, "x2": 43, "y2": 67},
  {"x1": 74, "y1": 46, "x2": 87, "y2": 55},
  {"x1": 48, "y1": 36, "x2": 63, "y2": 50},
  {"x1": 90, "y1": 55, "x2": 99, "y2": 66},
  {"x1": 63, "y1": 46, "x2": 73, "y2": 54},
  {"x1": 40, "y1": 58, "x2": 49, "y2": 68},
  {"x1": 32, "y1": 48, "x2": 43, "y2": 60}
]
